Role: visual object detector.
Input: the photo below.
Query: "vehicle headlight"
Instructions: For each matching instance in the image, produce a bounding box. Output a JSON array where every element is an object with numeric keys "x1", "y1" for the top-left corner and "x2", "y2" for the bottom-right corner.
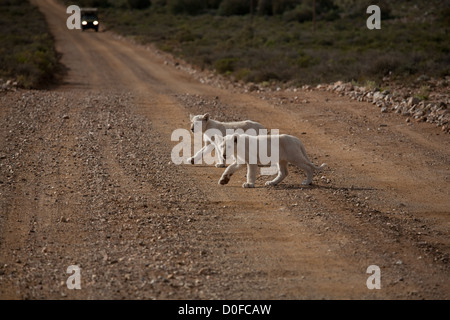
[
  {"x1": 93, "y1": 21, "x2": 98, "y2": 25},
  {"x1": 82, "y1": 21, "x2": 87, "y2": 25}
]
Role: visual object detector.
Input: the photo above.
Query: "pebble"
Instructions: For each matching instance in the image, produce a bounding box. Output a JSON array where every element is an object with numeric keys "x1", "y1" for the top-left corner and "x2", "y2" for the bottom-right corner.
[{"x1": 315, "y1": 80, "x2": 449, "y2": 133}]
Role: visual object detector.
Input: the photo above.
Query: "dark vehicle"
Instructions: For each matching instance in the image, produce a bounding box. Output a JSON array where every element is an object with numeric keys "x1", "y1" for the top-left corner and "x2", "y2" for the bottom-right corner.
[{"x1": 80, "y1": 8, "x2": 99, "y2": 32}]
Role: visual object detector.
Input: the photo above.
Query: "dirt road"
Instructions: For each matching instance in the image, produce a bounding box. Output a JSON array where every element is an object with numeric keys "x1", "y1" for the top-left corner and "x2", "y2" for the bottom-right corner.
[{"x1": 0, "y1": 0, "x2": 448, "y2": 299}]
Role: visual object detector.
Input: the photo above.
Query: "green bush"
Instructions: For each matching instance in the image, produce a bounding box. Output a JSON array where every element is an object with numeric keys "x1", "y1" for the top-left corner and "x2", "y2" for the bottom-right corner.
[
  {"x1": 282, "y1": 0, "x2": 339, "y2": 22},
  {"x1": 0, "y1": 0, "x2": 59, "y2": 88},
  {"x1": 218, "y1": 0, "x2": 251, "y2": 16},
  {"x1": 128, "y1": 0, "x2": 151, "y2": 9},
  {"x1": 341, "y1": 0, "x2": 391, "y2": 19},
  {"x1": 283, "y1": 6, "x2": 313, "y2": 22},
  {"x1": 0, "y1": 0, "x2": 27, "y2": 5},
  {"x1": 271, "y1": 0, "x2": 297, "y2": 15},
  {"x1": 439, "y1": 5, "x2": 450, "y2": 26},
  {"x1": 214, "y1": 57, "x2": 238, "y2": 74},
  {"x1": 415, "y1": 85, "x2": 430, "y2": 101},
  {"x1": 296, "y1": 51, "x2": 318, "y2": 68},
  {"x1": 206, "y1": 0, "x2": 222, "y2": 9},
  {"x1": 100, "y1": 0, "x2": 450, "y2": 86},
  {"x1": 234, "y1": 68, "x2": 251, "y2": 81},
  {"x1": 167, "y1": 0, "x2": 208, "y2": 15},
  {"x1": 315, "y1": 0, "x2": 339, "y2": 15},
  {"x1": 366, "y1": 53, "x2": 402, "y2": 77},
  {"x1": 72, "y1": 0, "x2": 110, "y2": 7},
  {"x1": 257, "y1": 0, "x2": 272, "y2": 15},
  {"x1": 174, "y1": 27, "x2": 195, "y2": 42}
]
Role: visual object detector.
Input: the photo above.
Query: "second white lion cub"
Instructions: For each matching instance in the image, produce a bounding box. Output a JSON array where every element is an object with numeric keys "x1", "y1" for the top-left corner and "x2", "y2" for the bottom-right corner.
[
  {"x1": 215, "y1": 133, "x2": 326, "y2": 188},
  {"x1": 188, "y1": 113, "x2": 266, "y2": 167}
]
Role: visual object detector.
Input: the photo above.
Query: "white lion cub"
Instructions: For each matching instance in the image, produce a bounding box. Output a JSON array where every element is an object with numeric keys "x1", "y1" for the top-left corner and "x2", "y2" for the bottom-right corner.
[
  {"x1": 188, "y1": 113, "x2": 266, "y2": 168},
  {"x1": 215, "y1": 133, "x2": 326, "y2": 188}
]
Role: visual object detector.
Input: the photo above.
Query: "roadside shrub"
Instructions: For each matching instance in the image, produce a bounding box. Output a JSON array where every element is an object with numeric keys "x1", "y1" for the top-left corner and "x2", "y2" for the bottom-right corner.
[
  {"x1": 257, "y1": 0, "x2": 272, "y2": 15},
  {"x1": 100, "y1": 0, "x2": 449, "y2": 87},
  {"x1": 151, "y1": 0, "x2": 167, "y2": 6},
  {"x1": 415, "y1": 85, "x2": 430, "y2": 101},
  {"x1": 214, "y1": 57, "x2": 238, "y2": 74},
  {"x1": 0, "y1": 0, "x2": 27, "y2": 4},
  {"x1": 234, "y1": 68, "x2": 251, "y2": 81},
  {"x1": 256, "y1": 0, "x2": 314, "y2": 16},
  {"x1": 439, "y1": 6, "x2": 450, "y2": 26},
  {"x1": 127, "y1": 0, "x2": 151, "y2": 9},
  {"x1": 167, "y1": 0, "x2": 208, "y2": 15},
  {"x1": 282, "y1": 0, "x2": 339, "y2": 22},
  {"x1": 342, "y1": 0, "x2": 391, "y2": 19},
  {"x1": 0, "y1": 0, "x2": 59, "y2": 88},
  {"x1": 315, "y1": 0, "x2": 339, "y2": 15},
  {"x1": 207, "y1": 0, "x2": 222, "y2": 9},
  {"x1": 283, "y1": 6, "x2": 313, "y2": 22},
  {"x1": 366, "y1": 53, "x2": 401, "y2": 77},
  {"x1": 74, "y1": 0, "x2": 111, "y2": 7},
  {"x1": 218, "y1": 0, "x2": 251, "y2": 16},
  {"x1": 174, "y1": 27, "x2": 195, "y2": 42},
  {"x1": 271, "y1": 0, "x2": 297, "y2": 15},
  {"x1": 297, "y1": 51, "x2": 318, "y2": 68}
]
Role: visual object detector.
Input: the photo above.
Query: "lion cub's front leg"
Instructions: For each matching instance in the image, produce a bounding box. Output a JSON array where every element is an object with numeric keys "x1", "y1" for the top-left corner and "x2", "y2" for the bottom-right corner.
[
  {"x1": 242, "y1": 164, "x2": 258, "y2": 188},
  {"x1": 218, "y1": 162, "x2": 244, "y2": 185},
  {"x1": 188, "y1": 142, "x2": 215, "y2": 165},
  {"x1": 215, "y1": 148, "x2": 226, "y2": 168}
]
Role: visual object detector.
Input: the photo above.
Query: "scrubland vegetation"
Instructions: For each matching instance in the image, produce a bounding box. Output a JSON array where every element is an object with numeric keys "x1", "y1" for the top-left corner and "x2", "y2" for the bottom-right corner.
[
  {"x1": 73, "y1": 0, "x2": 450, "y2": 86},
  {"x1": 4, "y1": 0, "x2": 449, "y2": 88},
  {"x1": 0, "y1": 0, "x2": 60, "y2": 88}
]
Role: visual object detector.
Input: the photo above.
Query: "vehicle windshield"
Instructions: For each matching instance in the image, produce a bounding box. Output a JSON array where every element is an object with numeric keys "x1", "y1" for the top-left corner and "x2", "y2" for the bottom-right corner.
[{"x1": 81, "y1": 14, "x2": 98, "y2": 21}]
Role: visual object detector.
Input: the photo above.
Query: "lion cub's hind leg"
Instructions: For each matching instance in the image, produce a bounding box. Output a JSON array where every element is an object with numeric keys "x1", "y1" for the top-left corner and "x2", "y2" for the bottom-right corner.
[
  {"x1": 265, "y1": 160, "x2": 289, "y2": 186},
  {"x1": 291, "y1": 159, "x2": 315, "y2": 185}
]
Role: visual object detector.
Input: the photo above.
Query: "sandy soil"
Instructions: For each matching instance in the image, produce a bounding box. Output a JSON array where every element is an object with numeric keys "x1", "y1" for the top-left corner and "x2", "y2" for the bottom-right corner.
[{"x1": 0, "y1": 0, "x2": 448, "y2": 299}]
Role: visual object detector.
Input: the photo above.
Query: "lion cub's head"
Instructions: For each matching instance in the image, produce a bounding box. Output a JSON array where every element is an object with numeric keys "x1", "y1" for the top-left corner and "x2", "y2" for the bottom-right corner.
[{"x1": 189, "y1": 113, "x2": 210, "y2": 133}]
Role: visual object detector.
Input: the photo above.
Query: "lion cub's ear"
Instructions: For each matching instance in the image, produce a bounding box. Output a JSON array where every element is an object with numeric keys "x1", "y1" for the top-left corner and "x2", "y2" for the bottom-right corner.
[{"x1": 203, "y1": 113, "x2": 210, "y2": 121}]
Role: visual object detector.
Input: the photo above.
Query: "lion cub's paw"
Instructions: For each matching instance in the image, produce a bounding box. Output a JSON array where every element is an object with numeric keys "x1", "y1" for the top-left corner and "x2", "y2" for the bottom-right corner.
[
  {"x1": 219, "y1": 176, "x2": 230, "y2": 185},
  {"x1": 301, "y1": 179, "x2": 312, "y2": 185},
  {"x1": 265, "y1": 181, "x2": 276, "y2": 186},
  {"x1": 242, "y1": 183, "x2": 255, "y2": 188},
  {"x1": 215, "y1": 163, "x2": 226, "y2": 168}
]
